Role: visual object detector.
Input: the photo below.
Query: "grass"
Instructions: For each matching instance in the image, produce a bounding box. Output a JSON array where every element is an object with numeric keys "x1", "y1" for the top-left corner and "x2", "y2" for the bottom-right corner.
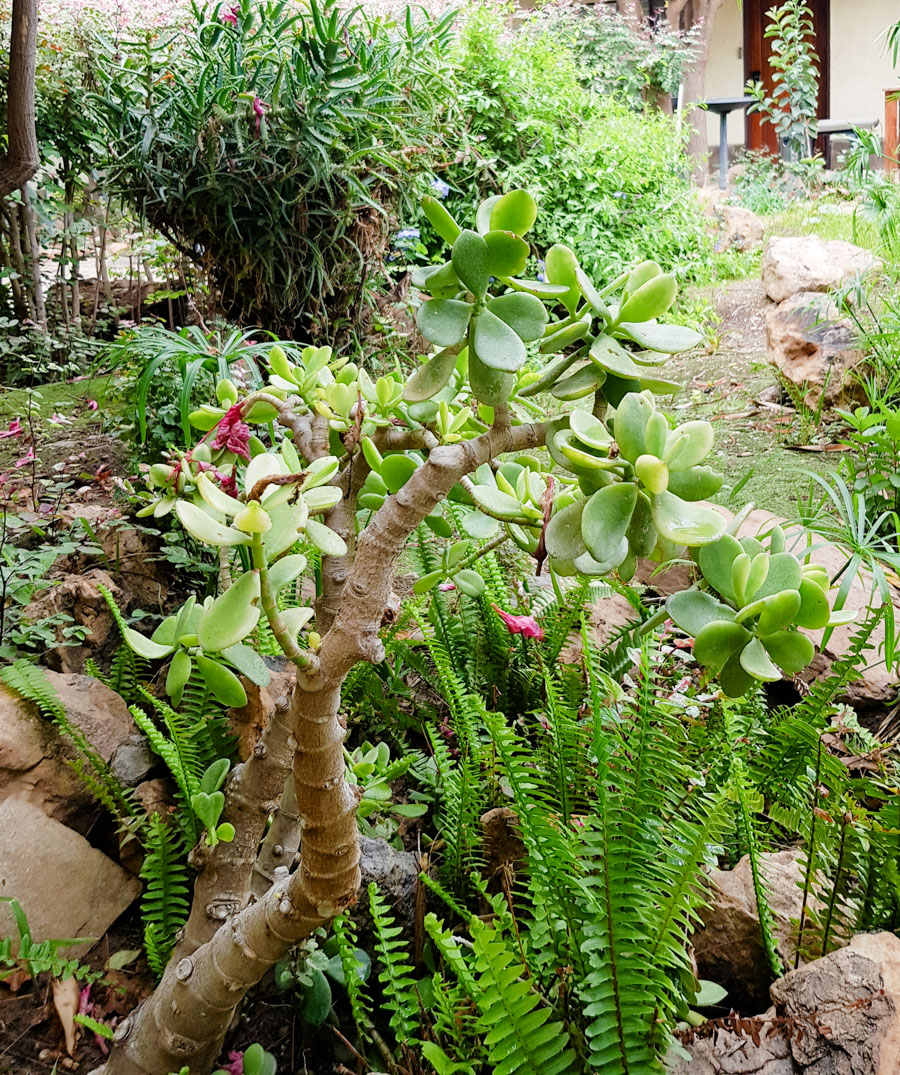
[
  {"x1": 0, "y1": 371, "x2": 122, "y2": 472},
  {"x1": 763, "y1": 199, "x2": 881, "y2": 249}
]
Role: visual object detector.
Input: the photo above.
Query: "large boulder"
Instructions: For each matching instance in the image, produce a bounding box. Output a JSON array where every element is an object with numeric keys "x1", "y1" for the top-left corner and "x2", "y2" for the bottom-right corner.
[
  {"x1": 765, "y1": 292, "x2": 862, "y2": 408},
  {"x1": 769, "y1": 931, "x2": 900, "y2": 1073},
  {"x1": 0, "y1": 670, "x2": 138, "y2": 832},
  {"x1": 0, "y1": 799, "x2": 140, "y2": 957},
  {"x1": 762, "y1": 237, "x2": 879, "y2": 303},
  {"x1": 713, "y1": 205, "x2": 765, "y2": 253},
  {"x1": 669, "y1": 932, "x2": 900, "y2": 1073},
  {"x1": 693, "y1": 848, "x2": 811, "y2": 1010}
]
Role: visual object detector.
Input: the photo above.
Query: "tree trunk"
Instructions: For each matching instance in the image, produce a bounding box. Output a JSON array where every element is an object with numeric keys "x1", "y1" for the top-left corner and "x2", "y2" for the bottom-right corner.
[
  {"x1": 98, "y1": 416, "x2": 546, "y2": 1075},
  {"x1": 674, "y1": 0, "x2": 728, "y2": 184},
  {"x1": 0, "y1": 0, "x2": 39, "y2": 200},
  {"x1": 20, "y1": 184, "x2": 46, "y2": 329},
  {"x1": 174, "y1": 691, "x2": 296, "y2": 959}
]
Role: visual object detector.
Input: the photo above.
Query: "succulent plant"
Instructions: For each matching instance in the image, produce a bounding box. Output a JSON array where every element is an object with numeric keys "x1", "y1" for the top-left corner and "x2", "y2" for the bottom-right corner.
[{"x1": 666, "y1": 523, "x2": 856, "y2": 697}]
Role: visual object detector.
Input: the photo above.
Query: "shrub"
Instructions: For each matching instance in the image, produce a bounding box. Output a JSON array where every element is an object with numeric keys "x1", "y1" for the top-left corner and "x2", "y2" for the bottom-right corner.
[
  {"x1": 91, "y1": 0, "x2": 456, "y2": 341},
  {"x1": 416, "y1": 2, "x2": 709, "y2": 282}
]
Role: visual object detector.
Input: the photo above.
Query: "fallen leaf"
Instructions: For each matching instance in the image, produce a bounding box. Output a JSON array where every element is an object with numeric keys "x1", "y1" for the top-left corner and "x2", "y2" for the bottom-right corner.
[
  {"x1": 106, "y1": 948, "x2": 142, "y2": 971},
  {"x1": 52, "y1": 976, "x2": 81, "y2": 1056},
  {"x1": 784, "y1": 444, "x2": 851, "y2": 453}
]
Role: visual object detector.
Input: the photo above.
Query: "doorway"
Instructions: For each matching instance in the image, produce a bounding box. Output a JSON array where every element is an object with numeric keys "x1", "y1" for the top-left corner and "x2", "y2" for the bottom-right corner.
[{"x1": 743, "y1": 0, "x2": 830, "y2": 155}]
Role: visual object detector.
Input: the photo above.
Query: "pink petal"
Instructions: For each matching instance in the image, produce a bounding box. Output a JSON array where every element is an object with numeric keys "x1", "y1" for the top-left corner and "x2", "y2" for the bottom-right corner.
[
  {"x1": 490, "y1": 604, "x2": 544, "y2": 641},
  {"x1": 438, "y1": 581, "x2": 456, "y2": 591}
]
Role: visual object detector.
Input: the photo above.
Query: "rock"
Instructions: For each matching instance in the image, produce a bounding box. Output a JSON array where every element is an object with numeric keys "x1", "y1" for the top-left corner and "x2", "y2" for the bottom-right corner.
[
  {"x1": 132, "y1": 778, "x2": 176, "y2": 821},
  {"x1": 635, "y1": 558, "x2": 694, "y2": 598},
  {"x1": 0, "y1": 671, "x2": 136, "y2": 832},
  {"x1": 761, "y1": 237, "x2": 879, "y2": 304},
  {"x1": 667, "y1": 1017, "x2": 798, "y2": 1073},
  {"x1": 769, "y1": 931, "x2": 900, "y2": 1073},
  {"x1": 0, "y1": 799, "x2": 140, "y2": 956},
  {"x1": 714, "y1": 206, "x2": 765, "y2": 253},
  {"x1": 56, "y1": 506, "x2": 168, "y2": 612},
  {"x1": 355, "y1": 835, "x2": 419, "y2": 941},
  {"x1": 765, "y1": 292, "x2": 862, "y2": 408},
  {"x1": 720, "y1": 508, "x2": 900, "y2": 709},
  {"x1": 481, "y1": 807, "x2": 526, "y2": 893},
  {"x1": 109, "y1": 734, "x2": 156, "y2": 787},
  {"x1": 23, "y1": 569, "x2": 125, "y2": 674},
  {"x1": 693, "y1": 848, "x2": 811, "y2": 1010}
]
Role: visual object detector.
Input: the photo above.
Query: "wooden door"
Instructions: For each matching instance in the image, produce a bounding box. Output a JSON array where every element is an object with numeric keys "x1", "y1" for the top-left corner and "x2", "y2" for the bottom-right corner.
[{"x1": 743, "y1": 0, "x2": 830, "y2": 155}]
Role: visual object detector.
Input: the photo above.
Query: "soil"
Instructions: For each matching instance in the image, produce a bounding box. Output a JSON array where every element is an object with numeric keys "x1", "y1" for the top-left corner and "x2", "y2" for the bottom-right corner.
[{"x1": 672, "y1": 278, "x2": 842, "y2": 521}]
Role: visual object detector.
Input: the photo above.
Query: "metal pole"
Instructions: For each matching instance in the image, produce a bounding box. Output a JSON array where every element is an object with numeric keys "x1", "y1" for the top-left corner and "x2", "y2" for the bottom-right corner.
[{"x1": 719, "y1": 110, "x2": 728, "y2": 190}]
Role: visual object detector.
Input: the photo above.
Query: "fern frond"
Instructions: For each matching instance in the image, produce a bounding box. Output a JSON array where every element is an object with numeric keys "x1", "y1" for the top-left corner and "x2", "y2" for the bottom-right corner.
[
  {"x1": 129, "y1": 703, "x2": 199, "y2": 843},
  {"x1": 370, "y1": 882, "x2": 420, "y2": 1045},
  {"x1": 332, "y1": 913, "x2": 373, "y2": 1047},
  {"x1": 140, "y1": 815, "x2": 191, "y2": 977},
  {"x1": 470, "y1": 920, "x2": 580, "y2": 1075},
  {"x1": 1, "y1": 660, "x2": 142, "y2": 833}
]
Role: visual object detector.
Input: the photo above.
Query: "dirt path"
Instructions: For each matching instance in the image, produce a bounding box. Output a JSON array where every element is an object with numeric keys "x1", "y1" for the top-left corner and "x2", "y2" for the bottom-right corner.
[{"x1": 670, "y1": 278, "x2": 839, "y2": 520}]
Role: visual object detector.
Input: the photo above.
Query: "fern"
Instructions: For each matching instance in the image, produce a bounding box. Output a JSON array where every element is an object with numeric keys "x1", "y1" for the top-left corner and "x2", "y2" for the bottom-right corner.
[
  {"x1": 0, "y1": 660, "x2": 142, "y2": 834},
  {"x1": 369, "y1": 882, "x2": 421, "y2": 1046},
  {"x1": 141, "y1": 815, "x2": 191, "y2": 977},
  {"x1": 86, "y1": 642, "x2": 148, "y2": 704},
  {"x1": 468, "y1": 920, "x2": 580, "y2": 1075},
  {"x1": 332, "y1": 913, "x2": 373, "y2": 1048},
  {"x1": 129, "y1": 702, "x2": 200, "y2": 843},
  {"x1": 731, "y1": 758, "x2": 783, "y2": 976}
]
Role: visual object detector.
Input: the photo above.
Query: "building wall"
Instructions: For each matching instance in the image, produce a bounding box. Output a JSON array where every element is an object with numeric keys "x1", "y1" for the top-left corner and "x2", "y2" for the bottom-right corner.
[
  {"x1": 704, "y1": 1, "x2": 746, "y2": 149},
  {"x1": 703, "y1": 0, "x2": 900, "y2": 149}
]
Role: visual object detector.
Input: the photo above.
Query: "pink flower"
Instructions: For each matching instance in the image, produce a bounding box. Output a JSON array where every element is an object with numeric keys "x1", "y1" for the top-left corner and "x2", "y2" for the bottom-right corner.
[
  {"x1": 48, "y1": 412, "x2": 73, "y2": 425},
  {"x1": 491, "y1": 603, "x2": 544, "y2": 641},
  {"x1": 438, "y1": 581, "x2": 455, "y2": 591},
  {"x1": 222, "y1": 1051, "x2": 244, "y2": 1075},
  {"x1": 0, "y1": 418, "x2": 22, "y2": 439},
  {"x1": 220, "y1": 5, "x2": 238, "y2": 24},
  {"x1": 252, "y1": 96, "x2": 269, "y2": 136},
  {"x1": 14, "y1": 447, "x2": 35, "y2": 468},
  {"x1": 212, "y1": 404, "x2": 251, "y2": 461},
  {"x1": 87, "y1": 399, "x2": 99, "y2": 411}
]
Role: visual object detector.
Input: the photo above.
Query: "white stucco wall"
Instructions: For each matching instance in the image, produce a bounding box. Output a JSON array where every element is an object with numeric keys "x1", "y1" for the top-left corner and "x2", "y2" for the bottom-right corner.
[
  {"x1": 703, "y1": 1, "x2": 746, "y2": 149},
  {"x1": 829, "y1": 0, "x2": 898, "y2": 124},
  {"x1": 702, "y1": 0, "x2": 900, "y2": 150}
]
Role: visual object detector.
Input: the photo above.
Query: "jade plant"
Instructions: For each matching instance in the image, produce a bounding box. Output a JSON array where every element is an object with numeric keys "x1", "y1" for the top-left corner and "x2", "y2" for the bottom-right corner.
[
  {"x1": 667, "y1": 520, "x2": 855, "y2": 697},
  {"x1": 98, "y1": 189, "x2": 850, "y2": 1075}
]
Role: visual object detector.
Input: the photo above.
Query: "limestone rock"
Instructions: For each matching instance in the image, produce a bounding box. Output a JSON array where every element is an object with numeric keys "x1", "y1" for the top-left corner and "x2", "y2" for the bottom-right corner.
[
  {"x1": 0, "y1": 799, "x2": 140, "y2": 956},
  {"x1": 0, "y1": 671, "x2": 136, "y2": 832},
  {"x1": 770, "y1": 931, "x2": 900, "y2": 1074},
  {"x1": 762, "y1": 237, "x2": 879, "y2": 303},
  {"x1": 714, "y1": 206, "x2": 765, "y2": 253},
  {"x1": 667, "y1": 1017, "x2": 798, "y2": 1073},
  {"x1": 693, "y1": 848, "x2": 810, "y2": 1010},
  {"x1": 23, "y1": 569, "x2": 125, "y2": 674},
  {"x1": 355, "y1": 835, "x2": 420, "y2": 941},
  {"x1": 765, "y1": 292, "x2": 862, "y2": 408}
]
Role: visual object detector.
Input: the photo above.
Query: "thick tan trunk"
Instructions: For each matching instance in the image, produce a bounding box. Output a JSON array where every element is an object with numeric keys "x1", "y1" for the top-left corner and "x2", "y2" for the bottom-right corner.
[
  {"x1": 100, "y1": 416, "x2": 546, "y2": 1075},
  {"x1": 174, "y1": 693, "x2": 296, "y2": 959}
]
